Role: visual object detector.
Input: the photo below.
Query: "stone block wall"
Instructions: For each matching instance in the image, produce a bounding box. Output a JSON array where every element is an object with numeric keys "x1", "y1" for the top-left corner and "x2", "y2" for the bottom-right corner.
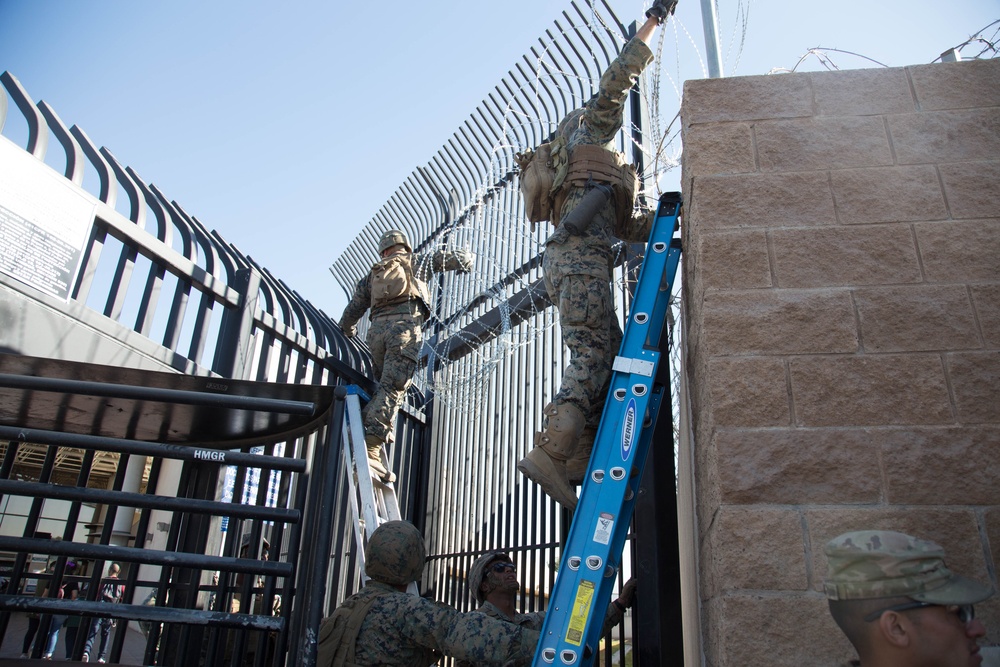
[{"x1": 679, "y1": 58, "x2": 1000, "y2": 665}]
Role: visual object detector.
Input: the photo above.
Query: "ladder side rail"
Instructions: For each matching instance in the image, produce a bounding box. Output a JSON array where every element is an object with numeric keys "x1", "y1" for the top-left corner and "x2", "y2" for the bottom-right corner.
[
  {"x1": 345, "y1": 392, "x2": 384, "y2": 543},
  {"x1": 533, "y1": 193, "x2": 682, "y2": 666},
  {"x1": 341, "y1": 416, "x2": 369, "y2": 580}
]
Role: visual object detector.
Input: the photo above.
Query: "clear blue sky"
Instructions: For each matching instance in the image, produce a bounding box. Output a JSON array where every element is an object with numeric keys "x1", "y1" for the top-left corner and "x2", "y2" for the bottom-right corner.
[{"x1": 0, "y1": 0, "x2": 995, "y2": 318}]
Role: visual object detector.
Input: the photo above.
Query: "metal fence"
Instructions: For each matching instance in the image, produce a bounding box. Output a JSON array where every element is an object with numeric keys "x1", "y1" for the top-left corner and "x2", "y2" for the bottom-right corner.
[
  {"x1": 330, "y1": 1, "x2": 682, "y2": 663},
  {"x1": 0, "y1": 0, "x2": 682, "y2": 663},
  {"x1": 0, "y1": 66, "x2": 431, "y2": 664}
]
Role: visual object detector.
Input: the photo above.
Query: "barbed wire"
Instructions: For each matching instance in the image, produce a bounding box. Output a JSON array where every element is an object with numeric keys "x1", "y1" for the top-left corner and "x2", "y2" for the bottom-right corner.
[{"x1": 770, "y1": 18, "x2": 999, "y2": 73}]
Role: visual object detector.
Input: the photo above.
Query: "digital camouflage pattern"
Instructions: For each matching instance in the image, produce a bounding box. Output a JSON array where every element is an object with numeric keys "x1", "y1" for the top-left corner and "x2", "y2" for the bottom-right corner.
[
  {"x1": 824, "y1": 530, "x2": 994, "y2": 603},
  {"x1": 365, "y1": 521, "x2": 426, "y2": 586},
  {"x1": 340, "y1": 248, "x2": 472, "y2": 441},
  {"x1": 543, "y1": 36, "x2": 655, "y2": 425},
  {"x1": 316, "y1": 580, "x2": 539, "y2": 666}
]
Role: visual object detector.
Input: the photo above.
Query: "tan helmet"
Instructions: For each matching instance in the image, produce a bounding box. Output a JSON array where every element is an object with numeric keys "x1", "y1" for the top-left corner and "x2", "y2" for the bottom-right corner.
[
  {"x1": 468, "y1": 550, "x2": 513, "y2": 604},
  {"x1": 365, "y1": 521, "x2": 426, "y2": 585},
  {"x1": 378, "y1": 229, "x2": 411, "y2": 255}
]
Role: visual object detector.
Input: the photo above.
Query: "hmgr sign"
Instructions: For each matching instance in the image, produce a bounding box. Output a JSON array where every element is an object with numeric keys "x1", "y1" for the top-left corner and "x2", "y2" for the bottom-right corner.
[{"x1": 193, "y1": 449, "x2": 227, "y2": 462}]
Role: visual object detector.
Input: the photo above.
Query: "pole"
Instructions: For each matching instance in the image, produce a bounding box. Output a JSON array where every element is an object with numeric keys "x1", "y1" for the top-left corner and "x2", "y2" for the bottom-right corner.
[{"x1": 700, "y1": 0, "x2": 724, "y2": 78}]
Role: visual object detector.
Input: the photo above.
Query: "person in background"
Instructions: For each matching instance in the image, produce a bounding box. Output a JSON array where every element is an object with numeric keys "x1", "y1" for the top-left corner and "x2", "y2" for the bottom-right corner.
[
  {"x1": 82, "y1": 561, "x2": 125, "y2": 662},
  {"x1": 42, "y1": 560, "x2": 79, "y2": 660},
  {"x1": 20, "y1": 560, "x2": 54, "y2": 658},
  {"x1": 824, "y1": 530, "x2": 994, "y2": 667}
]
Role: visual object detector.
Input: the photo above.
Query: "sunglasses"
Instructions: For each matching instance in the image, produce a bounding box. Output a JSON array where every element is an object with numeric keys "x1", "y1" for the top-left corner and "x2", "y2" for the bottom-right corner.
[
  {"x1": 863, "y1": 601, "x2": 975, "y2": 624},
  {"x1": 489, "y1": 562, "x2": 516, "y2": 574}
]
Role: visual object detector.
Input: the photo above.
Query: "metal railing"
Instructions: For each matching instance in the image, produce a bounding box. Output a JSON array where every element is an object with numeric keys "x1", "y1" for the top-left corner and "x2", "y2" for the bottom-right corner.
[{"x1": 0, "y1": 63, "x2": 430, "y2": 665}]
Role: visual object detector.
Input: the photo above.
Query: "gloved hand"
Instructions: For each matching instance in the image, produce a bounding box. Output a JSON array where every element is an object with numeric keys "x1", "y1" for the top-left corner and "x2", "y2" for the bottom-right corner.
[
  {"x1": 456, "y1": 249, "x2": 475, "y2": 273},
  {"x1": 619, "y1": 577, "x2": 638, "y2": 609},
  {"x1": 340, "y1": 319, "x2": 356, "y2": 339},
  {"x1": 645, "y1": 0, "x2": 678, "y2": 24}
]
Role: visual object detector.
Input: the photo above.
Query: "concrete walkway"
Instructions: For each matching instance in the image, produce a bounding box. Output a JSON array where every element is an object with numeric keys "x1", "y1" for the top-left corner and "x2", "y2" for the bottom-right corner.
[{"x1": 0, "y1": 613, "x2": 147, "y2": 665}]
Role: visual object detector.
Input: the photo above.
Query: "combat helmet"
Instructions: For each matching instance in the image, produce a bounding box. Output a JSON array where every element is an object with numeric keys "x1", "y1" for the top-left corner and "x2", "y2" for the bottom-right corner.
[
  {"x1": 365, "y1": 520, "x2": 426, "y2": 585},
  {"x1": 378, "y1": 229, "x2": 411, "y2": 255},
  {"x1": 468, "y1": 550, "x2": 513, "y2": 604}
]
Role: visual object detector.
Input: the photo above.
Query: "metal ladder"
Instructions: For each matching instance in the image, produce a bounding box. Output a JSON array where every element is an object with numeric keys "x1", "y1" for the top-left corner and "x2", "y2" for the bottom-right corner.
[
  {"x1": 533, "y1": 192, "x2": 683, "y2": 665},
  {"x1": 339, "y1": 385, "x2": 418, "y2": 595}
]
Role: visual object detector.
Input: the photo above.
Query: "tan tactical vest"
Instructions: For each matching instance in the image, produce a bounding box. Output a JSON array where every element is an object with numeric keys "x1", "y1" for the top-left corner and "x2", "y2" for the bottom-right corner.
[
  {"x1": 560, "y1": 144, "x2": 638, "y2": 229},
  {"x1": 369, "y1": 253, "x2": 422, "y2": 310},
  {"x1": 516, "y1": 139, "x2": 637, "y2": 229}
]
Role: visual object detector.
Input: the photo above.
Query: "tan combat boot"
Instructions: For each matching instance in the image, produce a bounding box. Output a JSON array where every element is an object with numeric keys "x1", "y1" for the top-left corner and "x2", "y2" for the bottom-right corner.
[
  {"x1": 364, "y1": 434, "x2": 396, "y2": 483},
  {"x1": 566, "y1": 426, "x2": 597, "y2": 486},
  {"x1": 517, "y1": 402, "x2": 586, "y2": 511}
]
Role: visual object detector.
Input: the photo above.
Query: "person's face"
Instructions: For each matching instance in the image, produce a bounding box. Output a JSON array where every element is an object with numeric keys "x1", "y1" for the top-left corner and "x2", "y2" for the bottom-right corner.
[
  {"x1": 484, "y1": 560, "x2": 519, "y2": 596},
  {"x1": 908, "y1": 604, "x2": 987, "y2": 667}
]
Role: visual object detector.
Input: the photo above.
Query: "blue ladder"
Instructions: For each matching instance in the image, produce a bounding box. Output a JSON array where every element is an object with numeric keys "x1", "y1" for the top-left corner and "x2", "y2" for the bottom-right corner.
[{"x1": 533, "y1": 192, "x2": 683, "y2": 666}]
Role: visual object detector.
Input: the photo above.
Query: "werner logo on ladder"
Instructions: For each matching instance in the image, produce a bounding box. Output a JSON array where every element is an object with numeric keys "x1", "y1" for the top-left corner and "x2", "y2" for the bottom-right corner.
[{"x1": 533, "y1": 192, "x2": 682, "y2": 665}]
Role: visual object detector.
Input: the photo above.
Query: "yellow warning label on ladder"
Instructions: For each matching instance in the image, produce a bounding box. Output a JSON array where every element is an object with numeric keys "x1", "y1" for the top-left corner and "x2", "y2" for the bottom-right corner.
[{"x1": 565, "y1": 580, "x2": 595, "y2": 645}]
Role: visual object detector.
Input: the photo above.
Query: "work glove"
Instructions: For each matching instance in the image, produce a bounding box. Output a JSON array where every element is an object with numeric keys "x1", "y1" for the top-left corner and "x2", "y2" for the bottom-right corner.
[
  {"x1": 619, "y1": 577, "x2": 638, "y2": 608},
  {"x1": 646, "y1": 0, "x2": 678, "y2": 24},
  {"x1": 456, "y1": 248, "x2": 475, "y2": 273},
  {"x1": 339, "y1": 318, "x2": 356, "y2": 339}
]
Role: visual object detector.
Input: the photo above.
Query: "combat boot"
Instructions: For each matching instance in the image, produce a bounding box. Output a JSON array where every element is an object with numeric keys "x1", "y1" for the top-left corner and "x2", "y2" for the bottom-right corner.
[
  {"x1": 517, "y1": 402, "x2": 586, "y2": 511},
  {"x1": 364, "y1": 434, "x2": 396, "y2": 483},
  {"x1": 566, "y1": 426, "x2": 597, "y2": 486}
]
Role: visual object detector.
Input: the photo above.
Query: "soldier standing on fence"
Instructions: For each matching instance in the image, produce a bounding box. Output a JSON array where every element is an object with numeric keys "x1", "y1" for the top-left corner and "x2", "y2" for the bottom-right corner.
[
  {"x1": 339, "y1": 230, "x2": 473, "y2": 482},
  {"x1": 516, "y1": 0, "x2": 678, "y2": 511}
]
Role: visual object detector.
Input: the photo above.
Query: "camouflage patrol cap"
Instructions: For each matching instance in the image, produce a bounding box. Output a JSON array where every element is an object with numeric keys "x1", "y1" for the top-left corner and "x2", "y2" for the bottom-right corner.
[
  {"x1": 365, "y1": 520, "x2": 426, "y2": 586},
  {"x1": 468, "y1": 550, "x2": 512, "y2": 604},
  {"x1": 378, "y1": 229, "x2": 410, "y2": 255},
  {"x1": 824, "y1": 530, "x2": 994, "y2": 604}
]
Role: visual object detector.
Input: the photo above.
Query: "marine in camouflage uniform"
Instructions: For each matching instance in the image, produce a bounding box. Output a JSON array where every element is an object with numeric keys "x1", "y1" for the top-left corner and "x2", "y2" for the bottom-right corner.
[
  {"x1": 824, "y1": 530, "x2": 993, "y2": 667},
  {"x1": 340, "y1": 230, "x2": 472, "y2": 481},
  {"x1": 315, "y1": 522, "x2": 538, "y2": 667},
  {"x1": 457, "y1": 551, "x2": 636, "y2": 667},
  {"x1": 518, "y1": 4, "x2": 675, "y2": 512}
]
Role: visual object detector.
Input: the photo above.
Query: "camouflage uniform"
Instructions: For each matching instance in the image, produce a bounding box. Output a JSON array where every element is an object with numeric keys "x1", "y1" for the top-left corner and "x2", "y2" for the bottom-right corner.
[
  {"x1": 316, "y1": 522, "x2": 537, "y2": 667},
  {"x1": 544, "y1": 36, "x2": 655, "y2": 422},
  {"x1": 340, "y1": 247, "x2": 471, "y2": 444},
  {"x1": 519, "y1": 36, "x2": 656, "y2": 510},
  {"x1": 457, "y1": 552, "x2": 628, "y2": 667}
]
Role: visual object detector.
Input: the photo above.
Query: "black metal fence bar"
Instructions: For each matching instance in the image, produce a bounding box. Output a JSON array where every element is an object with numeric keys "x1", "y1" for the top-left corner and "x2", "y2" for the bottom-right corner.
[
  {"x1": 0, "y1": 596, "x2": 284, "y2": 632},
  {"x1": 0, "y1": 479, "x2": 299, "y2": 523},
  {"x1": 0, "y1": 373, "x2": 317, "y2": 415},
  {"x1": 0, "y1": 426, "x2": 307, "y2": 472}
]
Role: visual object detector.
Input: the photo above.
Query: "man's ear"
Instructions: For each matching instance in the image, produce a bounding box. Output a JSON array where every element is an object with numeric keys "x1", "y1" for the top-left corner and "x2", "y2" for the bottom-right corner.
[{"x1": 877, "y1": 611, "x2": 912, "y2": 649}]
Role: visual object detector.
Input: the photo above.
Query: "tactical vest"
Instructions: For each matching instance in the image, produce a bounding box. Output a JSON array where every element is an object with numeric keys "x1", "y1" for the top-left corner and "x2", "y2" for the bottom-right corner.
[
  {"x1": 560, "y1": 144, "x2": 638, "y2": 230},
  {"x1": 369, "y1": 253, "x2": 422, "y2": 310},
  {"x1": 315, "y1": 588, "x2": 392, "y2": 667},
  {"x1": 516, "y1": 139, "x2": 637, "y2": 229}
]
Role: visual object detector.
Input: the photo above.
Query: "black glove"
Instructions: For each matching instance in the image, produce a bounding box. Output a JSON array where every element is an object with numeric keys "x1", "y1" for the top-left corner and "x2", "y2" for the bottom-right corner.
[{"x1": 646, "y1": 0, "x2": 678, "y2": 24}]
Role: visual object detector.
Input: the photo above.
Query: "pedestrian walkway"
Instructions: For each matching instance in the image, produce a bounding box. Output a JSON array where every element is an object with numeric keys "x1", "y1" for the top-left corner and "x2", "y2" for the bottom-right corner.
[{"x1": 0, "y1": 612, "x2": 147, "y2": 665}]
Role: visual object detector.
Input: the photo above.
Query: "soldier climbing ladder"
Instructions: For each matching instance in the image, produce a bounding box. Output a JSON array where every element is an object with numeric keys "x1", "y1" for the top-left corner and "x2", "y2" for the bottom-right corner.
[{"x1": 533, "y1": 192, "x2": 682, "y2": 666}]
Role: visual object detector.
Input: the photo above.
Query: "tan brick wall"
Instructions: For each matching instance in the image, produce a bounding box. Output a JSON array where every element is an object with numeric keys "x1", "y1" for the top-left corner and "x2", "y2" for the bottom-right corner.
[{"x1": 680, "y1": 58, "x2": 1000, "y2": 666}]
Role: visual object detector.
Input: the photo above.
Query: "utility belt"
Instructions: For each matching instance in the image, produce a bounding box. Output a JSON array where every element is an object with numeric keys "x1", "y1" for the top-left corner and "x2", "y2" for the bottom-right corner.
[{"x1": 370, "y1": 298, "x2": 427, "y2": 322}]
